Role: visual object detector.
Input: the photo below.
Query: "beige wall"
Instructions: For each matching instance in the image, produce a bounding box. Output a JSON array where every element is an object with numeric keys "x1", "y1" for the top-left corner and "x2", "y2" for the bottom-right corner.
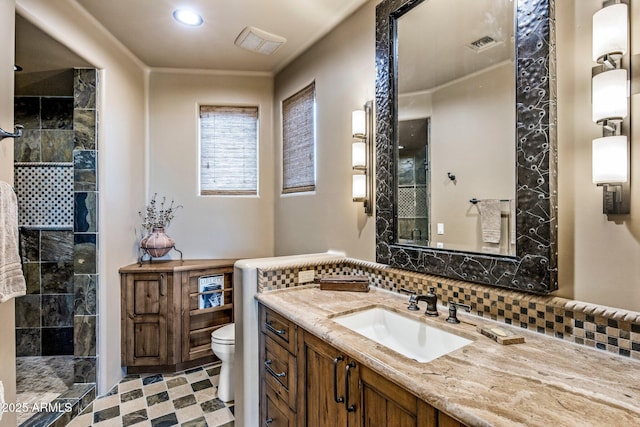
[
  {"x1": 16, "y1": 0, "x2": 147, "y2": 394},
  {"x1": 273, "y1": 1, "x2": 376, "y2": 259},
  {"x1": 0, "y1": 3, "x2": 17, "y2": 426},
  {"x1": 430, "y1": 63, "x2": 514, "y2": 251},
  {"x1": 555, "y1": 0, "x2": 640, "y2": 310},
  {"x1": 147, "y1": 70, "x2": 275, "y2": 259},
  {"x1": 275, "y1": 0, "x2": 640, "y2": 312}
]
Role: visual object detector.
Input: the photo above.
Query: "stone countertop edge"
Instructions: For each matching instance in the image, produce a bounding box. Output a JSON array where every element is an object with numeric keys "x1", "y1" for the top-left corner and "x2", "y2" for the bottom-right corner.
[{"x1": 256, "y1": 286, "x2": 640, "y2": 427}]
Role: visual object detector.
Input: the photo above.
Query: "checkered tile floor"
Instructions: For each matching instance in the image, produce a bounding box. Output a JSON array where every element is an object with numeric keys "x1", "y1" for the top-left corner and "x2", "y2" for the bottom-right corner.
[{"x1": 67, "y1": 363, "x2": 234, "y2": 427}]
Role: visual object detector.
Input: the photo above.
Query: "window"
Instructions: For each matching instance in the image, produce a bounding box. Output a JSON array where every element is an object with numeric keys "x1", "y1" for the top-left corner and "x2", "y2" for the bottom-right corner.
[
  {"x1": 282, "y1": 82, "x2": 316, "y2": 193},
  {"x1": 199, "y1": 106, "x2": 258, "y2": 195}
]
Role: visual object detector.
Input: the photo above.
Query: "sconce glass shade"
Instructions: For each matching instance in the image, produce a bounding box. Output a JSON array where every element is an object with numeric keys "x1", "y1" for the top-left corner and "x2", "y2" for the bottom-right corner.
[
  {"x1": 352, "y1": 174, "x2": 366, "y2": 201},
  {"x1": 352, "y1": 142, "x2": 366, "y2": 168},
  {"x1": 592, "y1": 3, "x2": 628, "y2": 62},
  {"x1": 592, "y1": 135, "x2": 628, "y2": 184},
  {"x1": 592, "y1": 69, "x2": 628, "y2": 122},
  {"x1": 352, "y1": 110, "x2": 366, "y2": 138}
]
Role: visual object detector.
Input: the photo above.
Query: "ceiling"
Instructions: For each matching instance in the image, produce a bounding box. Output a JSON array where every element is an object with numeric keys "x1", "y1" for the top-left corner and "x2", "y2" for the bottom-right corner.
[
  {"x1": 397, "y1": 0, "x2": 513, "y2": 94},
  {"x1": 69, "y1": 0, "x2": 368, "y2": 73}
]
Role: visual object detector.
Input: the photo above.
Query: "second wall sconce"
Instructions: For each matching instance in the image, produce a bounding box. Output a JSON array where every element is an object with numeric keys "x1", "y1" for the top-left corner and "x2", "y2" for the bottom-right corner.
[
  {"x1": 351, "y1": 101, "x2": 373, "y2": 215},
  {"x1": 591, "y1": 0, "x2": 630, "y2": 215}
]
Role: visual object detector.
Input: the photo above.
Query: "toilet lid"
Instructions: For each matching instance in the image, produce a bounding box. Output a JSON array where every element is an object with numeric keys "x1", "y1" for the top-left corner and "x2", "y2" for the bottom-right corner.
[{"x1": 212, "y1": 323, "x2": 235, "y2": 344}]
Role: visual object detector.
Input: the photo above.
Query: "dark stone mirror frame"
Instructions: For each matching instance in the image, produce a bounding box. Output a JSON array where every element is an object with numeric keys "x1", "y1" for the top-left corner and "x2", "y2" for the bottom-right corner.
[{"x1": 375, "y1": 0, "x2": 558, "y2": 294}]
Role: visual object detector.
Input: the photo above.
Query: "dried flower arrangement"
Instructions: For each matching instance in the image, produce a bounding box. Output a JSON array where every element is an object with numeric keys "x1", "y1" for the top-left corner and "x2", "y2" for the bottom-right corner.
[{"x1": 139, "y1": 193, "x2": 182, "y2": 233}]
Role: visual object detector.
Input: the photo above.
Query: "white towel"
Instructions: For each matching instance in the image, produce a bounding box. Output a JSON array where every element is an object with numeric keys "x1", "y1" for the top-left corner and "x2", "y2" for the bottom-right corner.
[
  {"x1": 478, "y1": 199, "x2": 502, "y2": 244},
  {"x1": 0, "y1": 181, "x2": 26, "y2": 303}
]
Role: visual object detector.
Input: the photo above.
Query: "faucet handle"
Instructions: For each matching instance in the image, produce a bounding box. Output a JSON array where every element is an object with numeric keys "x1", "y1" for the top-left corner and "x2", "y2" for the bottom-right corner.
[
  {"x1": 399, "y1": 288, "x2": 419, "y2": 311},
  {"x1": 446, "y1": 300, "x2": 471, "y2": 324}
]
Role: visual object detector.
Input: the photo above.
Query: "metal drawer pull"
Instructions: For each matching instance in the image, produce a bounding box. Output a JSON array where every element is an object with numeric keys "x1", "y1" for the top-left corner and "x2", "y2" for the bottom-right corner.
[
  {"x1": 265, "y1": 321, "x2": 286, "y2": 335},
  {"x1": 265, "y1": 418, "x2": 273, "y2": 425},
  {"x1": 333, "y1": 356, "x2": 345, "y2": 403},
  {"x1": 264, "y1": 359, "x2": 286, "y2": 378},
  {"x1": 345, "y1": 361, "x2": 356, "y2": 413}
]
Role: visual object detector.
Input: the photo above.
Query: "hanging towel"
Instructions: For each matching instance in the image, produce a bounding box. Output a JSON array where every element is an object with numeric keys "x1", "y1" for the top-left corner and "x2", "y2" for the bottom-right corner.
[
  {"x1": 0, "y1": 181, "x2": 26, "y2": 303},
  {"x1": 478, "y1": 199, "x2": 502, "y2": 244}
]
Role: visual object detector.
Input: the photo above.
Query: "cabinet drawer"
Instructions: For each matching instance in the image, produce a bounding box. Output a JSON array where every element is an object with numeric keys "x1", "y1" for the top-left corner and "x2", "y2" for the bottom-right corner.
[
  {"x1": 263, "y1": 335, "x2": 297, "y2": 411},
  {"x1": 263, "y1": 383, "x2": 296, "y2": 427},
  {"x1": 261, "y1": 308, "x2": 296, "y2": 353}
]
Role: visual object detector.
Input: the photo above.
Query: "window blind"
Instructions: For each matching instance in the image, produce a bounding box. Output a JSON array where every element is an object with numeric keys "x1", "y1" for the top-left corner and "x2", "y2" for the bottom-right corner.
[
  {"x1": 199, "y1": 106, "x2": 258, "y2": 195},
  {"x1": 282, "y1": 82, "x2": 316, "y2": 193}
]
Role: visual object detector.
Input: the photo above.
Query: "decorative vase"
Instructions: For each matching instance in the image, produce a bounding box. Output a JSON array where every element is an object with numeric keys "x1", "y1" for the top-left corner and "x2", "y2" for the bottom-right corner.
[{"x1": 140, "y1": 227, "x2": 175, "y2": 258}]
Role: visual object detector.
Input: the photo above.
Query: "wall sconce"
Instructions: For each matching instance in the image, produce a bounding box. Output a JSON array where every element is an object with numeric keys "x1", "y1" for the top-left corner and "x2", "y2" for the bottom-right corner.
[
  {"x1": 351, "y1": 101, "x2": 373, "y2": 215},
  {"x1": 591, "y1": 0, "x2": 630, "y2": 215}
]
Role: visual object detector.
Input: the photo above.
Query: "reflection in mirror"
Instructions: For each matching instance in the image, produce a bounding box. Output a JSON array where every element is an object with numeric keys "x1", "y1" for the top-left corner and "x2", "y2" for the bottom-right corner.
[
  {"x1": 395, "y1": 0, "x2": 516, "y2": 255},
  {"x1": 375, "y1": 0, "x2": 557, "y2": 293}
]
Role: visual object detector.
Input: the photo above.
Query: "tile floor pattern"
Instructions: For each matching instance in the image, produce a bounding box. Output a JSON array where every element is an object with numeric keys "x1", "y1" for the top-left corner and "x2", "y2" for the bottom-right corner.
[{"x1": 68, "y1": 363, "x2": 234, "y2": 427}]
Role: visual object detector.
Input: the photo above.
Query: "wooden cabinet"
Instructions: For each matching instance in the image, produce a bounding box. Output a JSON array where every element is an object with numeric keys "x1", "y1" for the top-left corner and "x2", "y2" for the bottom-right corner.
[
  {"x1": 297, "y1": 329, "x2": 359, "y2": 427},
  {"x1": 258, "y1": 303, "x2": 468, "y2": 427},
  {"x1": 180, "y1": 265, "x2": 234, "y2": 362},
  {"x1": 122, "y1": 272, "x2": 172, "y2": 367},
  {"x1": 359, "y1": 365, "x2": 436, "y2": 427},
  {"x1": 121, "y1": 259, "x2": 236, "y2": 372},
  {"x1": 259, "y1": 305, "x2": 298, "y2": 426}
]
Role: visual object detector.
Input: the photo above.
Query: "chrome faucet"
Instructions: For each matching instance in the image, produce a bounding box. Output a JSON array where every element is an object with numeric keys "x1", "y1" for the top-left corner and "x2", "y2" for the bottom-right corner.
[
  {"x1": 446, "y1": 300, "x2": 471, "y2": 323},
  {"x1": 414, "y1": 287, "x2": 438, "y2": 317},
  {"x1": 399, "y1": 287, "x2": 419, "y2": 311}
]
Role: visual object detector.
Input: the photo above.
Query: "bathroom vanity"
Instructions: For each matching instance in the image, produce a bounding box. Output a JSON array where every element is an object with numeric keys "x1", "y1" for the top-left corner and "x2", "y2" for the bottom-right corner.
[
  {"x1": 119, "y1": 259, "x2": 236, "y2": 373},
  {"x1": 257, "y1": 286, "x2": 640, "y2": 427},
  {"x1": 259, "y1": 303, "x2": 464, "y2": 426}
]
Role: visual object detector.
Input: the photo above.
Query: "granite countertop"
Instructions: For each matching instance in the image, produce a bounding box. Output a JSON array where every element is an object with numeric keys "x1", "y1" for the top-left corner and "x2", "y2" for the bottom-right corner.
[{"x1": 256, "y1": 286, "x2": 640, "y2": 427}]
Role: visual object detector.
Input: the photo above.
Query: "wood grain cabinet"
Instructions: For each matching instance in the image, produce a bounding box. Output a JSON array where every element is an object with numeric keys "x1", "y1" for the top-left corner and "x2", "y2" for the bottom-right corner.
[
  {"x1": 121, "y1": 259, "x2": 236, "y2": 372},
  {"x1": 258, "y1": 303, "x2": 468, "y2": 427}
]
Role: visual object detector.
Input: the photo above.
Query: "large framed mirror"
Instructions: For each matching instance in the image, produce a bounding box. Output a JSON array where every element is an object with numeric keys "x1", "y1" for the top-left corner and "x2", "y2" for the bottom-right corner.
[{"x1": 375, "y1": 0, "x2": 558, "y2": 293}]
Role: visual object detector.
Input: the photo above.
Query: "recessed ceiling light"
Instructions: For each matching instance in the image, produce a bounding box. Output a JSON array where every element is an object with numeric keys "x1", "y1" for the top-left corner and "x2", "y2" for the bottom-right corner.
[{"x1": 172, "y1": 9, "x2": 203, "y2": 27}]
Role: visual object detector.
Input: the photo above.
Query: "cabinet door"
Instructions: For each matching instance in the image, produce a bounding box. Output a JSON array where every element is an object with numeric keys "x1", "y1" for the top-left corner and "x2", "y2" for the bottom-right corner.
[
  {"x1": 359, "y1": 366, "x2": 437, "y2": 427},
  {"x1": 123, "y1": 272, "x2": 170, "y2": 366},
  {"x1": 298, "y1": 330, "x2": 358, "y2": 427}
]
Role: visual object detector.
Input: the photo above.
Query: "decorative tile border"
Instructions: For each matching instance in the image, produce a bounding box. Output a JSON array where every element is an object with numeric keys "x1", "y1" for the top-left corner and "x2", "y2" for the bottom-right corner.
[{"x1": 257, "y1": 259, "x2": 640, "y2": 361}]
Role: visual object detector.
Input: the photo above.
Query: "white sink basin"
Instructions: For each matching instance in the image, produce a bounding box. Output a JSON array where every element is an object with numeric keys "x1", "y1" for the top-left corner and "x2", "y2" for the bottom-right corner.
[{"x1": 332, "y1": 307, "x2": 472, "y2": 363}]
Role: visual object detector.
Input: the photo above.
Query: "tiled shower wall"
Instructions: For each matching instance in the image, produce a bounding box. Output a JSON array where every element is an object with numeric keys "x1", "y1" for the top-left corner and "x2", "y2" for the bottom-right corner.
[
  {"x1": 257, "y1": 258, "x2": 640, "y2": 362},
  {"x1": 14, "y1": 68, "x2": 98, "y2": 384}
]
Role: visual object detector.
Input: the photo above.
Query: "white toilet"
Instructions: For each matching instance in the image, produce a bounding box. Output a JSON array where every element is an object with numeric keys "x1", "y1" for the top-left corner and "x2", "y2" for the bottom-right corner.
[{"x1": 211, "y1": 323, "x2": 235, "y2": 402}]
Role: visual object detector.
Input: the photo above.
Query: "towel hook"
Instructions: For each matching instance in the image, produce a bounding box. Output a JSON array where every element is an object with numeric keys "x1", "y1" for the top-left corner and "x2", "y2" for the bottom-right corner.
[
  {"x1": 0, "y1": 125, "x2": 24, "y2": 141},
  {"x1": 447, "y1": 172, "x2": 456, "y2": 181}
]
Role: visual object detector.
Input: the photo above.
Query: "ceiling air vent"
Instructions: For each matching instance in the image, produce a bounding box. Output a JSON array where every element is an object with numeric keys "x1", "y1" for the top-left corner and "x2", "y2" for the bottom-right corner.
[
  {"x1": 234, "y1": 26, "x2": 286, "y2": 55},
  {"x1": 466, "y1": 35, "x2": 500, "y2": 53}
]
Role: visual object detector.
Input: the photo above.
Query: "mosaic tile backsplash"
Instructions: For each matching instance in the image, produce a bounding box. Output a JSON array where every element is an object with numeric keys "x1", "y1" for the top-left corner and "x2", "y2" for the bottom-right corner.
[{"x1": 257, "y1": 258, "x2": 640, "y2": 361}]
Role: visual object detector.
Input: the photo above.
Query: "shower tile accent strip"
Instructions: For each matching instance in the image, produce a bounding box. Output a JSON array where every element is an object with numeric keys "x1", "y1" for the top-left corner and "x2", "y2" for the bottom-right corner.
[
  {"x1": 72, "y1": 68, "x2": 99, "y2": 384},
  {"x1": 257, "y1": 258, "x2": 640, "y2": 361},
  {"x1": 14, "y1": 165, "x2": 74, "y2": 227}
]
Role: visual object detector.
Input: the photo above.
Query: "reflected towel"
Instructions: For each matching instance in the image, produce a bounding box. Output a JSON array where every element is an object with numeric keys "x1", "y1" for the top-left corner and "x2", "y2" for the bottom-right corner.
[
  {"x1": 0, "y1": 181, "x2": 26, "y2": 303},
  {"x1": 510, "y1": 199, "x2": 516, "y2": 245},
  {"x1": 478, "y1": 199, "x2": 502, "y2": 244}
]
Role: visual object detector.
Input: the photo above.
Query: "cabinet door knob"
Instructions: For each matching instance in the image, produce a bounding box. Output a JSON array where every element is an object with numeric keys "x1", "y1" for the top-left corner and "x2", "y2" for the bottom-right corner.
[{"x1": 265, "y1": 418, "x2": 273, "y2": 426}]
